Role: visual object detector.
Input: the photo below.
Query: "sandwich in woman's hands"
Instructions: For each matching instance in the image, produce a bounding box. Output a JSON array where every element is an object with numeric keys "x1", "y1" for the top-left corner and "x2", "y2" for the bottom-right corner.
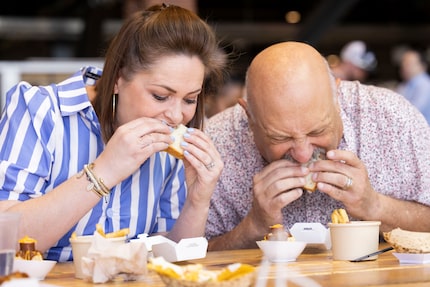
[
  {"x1": 165, "y1": 124, "x2": 188, "y2": 159},
  {"x1": 302, "y1": 148, "x2": 326, "y2": 192}
]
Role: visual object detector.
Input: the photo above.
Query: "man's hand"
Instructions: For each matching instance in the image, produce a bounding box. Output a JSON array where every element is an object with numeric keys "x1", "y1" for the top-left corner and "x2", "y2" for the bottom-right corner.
[
  {"x1": 310, "y1": 149, "x2": 378, "y2": 219},
  {"x1": 247, "y1": 159, "x2": 307, "y2": 234}
]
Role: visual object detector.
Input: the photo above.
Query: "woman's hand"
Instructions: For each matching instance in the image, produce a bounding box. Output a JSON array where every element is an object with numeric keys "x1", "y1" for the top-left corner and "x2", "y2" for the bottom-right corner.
[
  {"x1": 93, "y1": 117, "x2": 173, "y2": 188},
  {"x1": 180, "y1": 128, "x2": 224, "y2": 206}
]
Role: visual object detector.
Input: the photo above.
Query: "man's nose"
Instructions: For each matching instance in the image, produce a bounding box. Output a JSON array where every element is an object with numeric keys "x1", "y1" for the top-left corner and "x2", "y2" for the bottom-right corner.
[{"x1": 291, "y1": 138, "x2": 314, "y2": 164}]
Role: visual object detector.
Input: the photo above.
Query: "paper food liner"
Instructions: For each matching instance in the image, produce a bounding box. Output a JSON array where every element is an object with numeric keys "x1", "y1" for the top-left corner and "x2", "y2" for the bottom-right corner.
[{"x1": 81, "y1": 232, "x2": 148, "y2": 283}]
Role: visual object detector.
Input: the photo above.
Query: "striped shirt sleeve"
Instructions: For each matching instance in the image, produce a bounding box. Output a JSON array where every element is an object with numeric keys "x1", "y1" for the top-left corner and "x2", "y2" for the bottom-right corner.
[{"x1": 0, "y1": 81, "x2": 59, "y2": 199}]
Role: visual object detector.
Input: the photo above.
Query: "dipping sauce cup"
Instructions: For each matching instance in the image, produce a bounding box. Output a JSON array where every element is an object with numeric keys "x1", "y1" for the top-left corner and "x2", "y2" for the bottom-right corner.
[{"x1": 328, "y1": 221, "x2": 381, "y2": 261}]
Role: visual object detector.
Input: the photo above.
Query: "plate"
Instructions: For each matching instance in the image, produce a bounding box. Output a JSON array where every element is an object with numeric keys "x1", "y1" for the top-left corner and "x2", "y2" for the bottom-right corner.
[{"x1": 393, "y1": 252, "x2": 430, "y2": 264}]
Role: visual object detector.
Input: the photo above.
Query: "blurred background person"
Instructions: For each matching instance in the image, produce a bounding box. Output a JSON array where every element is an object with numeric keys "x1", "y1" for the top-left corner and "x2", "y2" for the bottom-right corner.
[
  {"x1": 205, "y1": 73, "x2": 245, "y2": 119},
  {"x1": 396, "y1": 48, "x2": 430, "y2": 124},
  {"x1": 330, "y1": 40, "x2": 377, "y2": 82}
]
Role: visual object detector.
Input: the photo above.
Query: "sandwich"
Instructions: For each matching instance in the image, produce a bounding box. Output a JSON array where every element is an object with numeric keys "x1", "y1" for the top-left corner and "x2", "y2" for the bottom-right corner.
[
  {"x1": 165, "y1": 124, "x2": 188, "y2": 159},
  {"x1": 303, "y1": 172, "x2": 318, "y2": 192},
  {"x1": 302, "y1": 149, "x2": 326, "y2": 192},
  {"x1": 383, "y1": 228, "x2": 430, "y2": 253}
]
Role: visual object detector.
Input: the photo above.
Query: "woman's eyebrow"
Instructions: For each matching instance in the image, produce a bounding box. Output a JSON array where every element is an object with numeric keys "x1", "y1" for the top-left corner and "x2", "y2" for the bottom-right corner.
[{"x1": 153, "y1": 84, "x2": 201, "y2": 95}]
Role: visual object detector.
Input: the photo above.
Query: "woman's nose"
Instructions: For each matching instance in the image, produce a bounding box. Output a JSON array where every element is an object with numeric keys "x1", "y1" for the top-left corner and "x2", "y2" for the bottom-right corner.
[{"x1": 165, "y1": 101, "x2": 183, "y2": 125}]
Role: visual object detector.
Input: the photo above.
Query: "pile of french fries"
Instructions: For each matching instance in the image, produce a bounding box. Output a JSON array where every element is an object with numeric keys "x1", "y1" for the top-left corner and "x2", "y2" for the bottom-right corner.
[
  {"x1": 95, "y1": 224, "x2": 129, "y2": 238},
  {"x1": 70, "y1": 223, "x2": 130, "y2": 239},
  {"x1": 331, "y1": 208, "x2": 350, "y2": 224}
]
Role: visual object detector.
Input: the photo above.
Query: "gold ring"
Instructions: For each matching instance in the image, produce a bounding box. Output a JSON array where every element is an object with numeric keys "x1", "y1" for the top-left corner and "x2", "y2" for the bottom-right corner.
[{"x1": 344, "y1": 176, "x2": 353, "y2": 190}]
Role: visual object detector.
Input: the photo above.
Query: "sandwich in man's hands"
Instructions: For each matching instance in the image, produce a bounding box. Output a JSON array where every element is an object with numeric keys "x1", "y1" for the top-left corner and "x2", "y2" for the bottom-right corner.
[
  {"x1": 165, "y1": 124, "x2": 188, "y2": 159},
  {"x1": 302, "y1": 148, "x2": 326, "y2": 192}
]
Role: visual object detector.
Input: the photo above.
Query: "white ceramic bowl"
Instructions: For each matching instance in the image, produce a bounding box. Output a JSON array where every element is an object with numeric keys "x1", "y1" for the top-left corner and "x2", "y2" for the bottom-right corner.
[
  {"x1": 13, "y1": 259, "x2": 57, "y2": 280},
  {"x1": 256, "y1": 240, "x2": 306, "y2": 263}
]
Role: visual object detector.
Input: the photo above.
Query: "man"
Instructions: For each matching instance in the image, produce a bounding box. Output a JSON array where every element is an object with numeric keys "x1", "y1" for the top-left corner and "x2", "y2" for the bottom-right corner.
[
  {"x1": 396, "y1": 48, "x2": 430, "y2": 124},
  {"x1": 204, "y1": 41, "x2": 430, "y2": 251},
  {"x1": 331, "y1": 40, "x2": 377, "y2": 82}
]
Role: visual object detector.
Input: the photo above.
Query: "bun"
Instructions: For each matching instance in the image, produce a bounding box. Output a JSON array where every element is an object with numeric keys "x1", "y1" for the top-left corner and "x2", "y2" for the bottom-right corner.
[
  {"x1": 303, "y1": 173, "x2": 317, "y2": 192},
  {"x1": 383, "y1": 228, "x2": 430, "y2": 253},
  {"x1": 165, "y1": 124, "x2": 188, "y2": 159},
  {"x1": 302, "y1": 150, "x2": 326, "y2": 193}
]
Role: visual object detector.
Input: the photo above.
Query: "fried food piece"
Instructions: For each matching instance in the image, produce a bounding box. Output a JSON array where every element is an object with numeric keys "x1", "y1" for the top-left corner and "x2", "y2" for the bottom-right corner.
[
  {"x1": 105, "y1": 228, "x2": 130, "y2": 238},
  {"x1": 95, "y1": 223, "x2": 130, "y2": 238},
  {"x1": 331, "y1": 208, "x2": 350, "y2": 224},
  {"x1": 0, "y1": 272, "x2": 29, "y2": 284},
  {"x1": 148, "y1": 256, "x2": 256, "y2": 285},
  {"x1": 96, "y1": 223, "x2": 106, "y2": 237},
  {"x1": 263, "y1": 224, "x2": 294, "y2": 241},
  {"x1": 15, "y1": 235, "x2": 43, "y2": 260}
]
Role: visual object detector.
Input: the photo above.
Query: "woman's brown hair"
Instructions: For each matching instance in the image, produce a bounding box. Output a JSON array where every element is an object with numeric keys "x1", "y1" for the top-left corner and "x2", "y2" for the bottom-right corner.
[{"x1": 94, "y1": 3, "x2": 227, "y2": 142}]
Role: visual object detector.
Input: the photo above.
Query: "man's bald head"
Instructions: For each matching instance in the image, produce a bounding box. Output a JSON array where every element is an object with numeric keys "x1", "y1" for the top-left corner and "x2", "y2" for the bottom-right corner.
[
  {"x1": 242, "y1": 41, "x2": 342, "y2": 164},
  {"x1": 246, "y1": 41, "x2": 335, "y2": 118}
]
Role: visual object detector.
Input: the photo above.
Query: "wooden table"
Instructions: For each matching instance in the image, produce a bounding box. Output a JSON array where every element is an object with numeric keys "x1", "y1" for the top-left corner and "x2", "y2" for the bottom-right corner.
[{"x1": 43, "y1": 244, "x2": 430, "y2": 287}]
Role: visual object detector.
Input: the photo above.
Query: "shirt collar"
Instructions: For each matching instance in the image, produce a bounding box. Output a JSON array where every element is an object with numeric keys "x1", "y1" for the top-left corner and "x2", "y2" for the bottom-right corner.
[{"x1": 57, "y1": 66, "x2": 102, "y2": 116}]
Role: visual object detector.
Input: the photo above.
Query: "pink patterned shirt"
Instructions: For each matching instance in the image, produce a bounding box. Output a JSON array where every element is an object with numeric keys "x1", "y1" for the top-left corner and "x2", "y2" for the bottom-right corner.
[{"x1": 204, "y1": 80, "x2": 430, "y2": 239}]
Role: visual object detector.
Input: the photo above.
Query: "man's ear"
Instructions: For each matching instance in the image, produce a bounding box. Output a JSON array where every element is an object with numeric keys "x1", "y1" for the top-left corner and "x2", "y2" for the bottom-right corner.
[{"x1": 238, "y1": 97, "x2": 251, "y2": 118}]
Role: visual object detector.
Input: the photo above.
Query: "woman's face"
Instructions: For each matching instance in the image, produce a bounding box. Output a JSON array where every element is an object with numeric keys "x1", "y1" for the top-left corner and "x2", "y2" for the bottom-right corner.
[{"x1": 114, "y1": 54, "x2": 205, "y2": 127}]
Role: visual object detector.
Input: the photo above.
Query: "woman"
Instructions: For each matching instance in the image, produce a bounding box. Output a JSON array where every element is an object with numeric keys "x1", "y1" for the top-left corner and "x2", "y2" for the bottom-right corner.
[{"x1": 0, "y1": 3, "x2": 226, "y2": 262}]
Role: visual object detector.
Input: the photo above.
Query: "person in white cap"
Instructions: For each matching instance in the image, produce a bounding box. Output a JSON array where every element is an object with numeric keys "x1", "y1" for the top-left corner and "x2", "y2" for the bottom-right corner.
[
  {"x1": 396, "y1": 48, "x2": 430, "y2": 125},
  {"x1": 331, "y1": 40, "x2": 377, "y2": 82}
]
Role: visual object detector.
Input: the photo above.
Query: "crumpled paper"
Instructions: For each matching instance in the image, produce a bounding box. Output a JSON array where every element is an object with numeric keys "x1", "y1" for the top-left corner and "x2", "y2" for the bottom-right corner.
[{"x1": 81, "y1": 232, "x2": 148, "y2": 283}]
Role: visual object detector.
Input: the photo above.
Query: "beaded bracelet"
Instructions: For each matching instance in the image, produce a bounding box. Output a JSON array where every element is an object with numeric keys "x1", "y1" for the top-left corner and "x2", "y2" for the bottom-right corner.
[{"x1": 77, "y1": 163, "x2": 111, "y2": 198}]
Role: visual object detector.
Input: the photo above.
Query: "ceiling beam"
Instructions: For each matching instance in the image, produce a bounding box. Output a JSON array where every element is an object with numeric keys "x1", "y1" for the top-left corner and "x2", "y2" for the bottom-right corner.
[
  {"x1": 295, "y1": 0, "x2": 360, "y2": 45},
  {"x1": 0, "y1": 17, "x2": 429, "y2": 49}
]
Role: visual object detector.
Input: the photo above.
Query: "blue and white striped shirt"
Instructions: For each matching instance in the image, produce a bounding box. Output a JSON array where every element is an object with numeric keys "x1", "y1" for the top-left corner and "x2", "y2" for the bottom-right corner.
[{"x1": 0, "y1": 67, "x2": 186, "y2": 262}]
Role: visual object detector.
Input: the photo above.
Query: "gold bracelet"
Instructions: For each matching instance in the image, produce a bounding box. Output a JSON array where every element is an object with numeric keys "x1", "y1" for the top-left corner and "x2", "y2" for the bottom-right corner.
[
  {"x1": 84, "y1": 163, "x2": 111, "y2": 196},
  {"x1": 77, "y1": 163, "x2": 111, "y2": 198}
]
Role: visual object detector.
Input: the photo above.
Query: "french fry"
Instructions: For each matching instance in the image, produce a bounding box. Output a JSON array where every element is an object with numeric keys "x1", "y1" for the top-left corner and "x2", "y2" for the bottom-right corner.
[
  {"x1": 105, "y1": 228, "x2": 130, "y2": 238},
  {"x1": 331, "y1": 208, "x2": 350, "y2": 224},
  {"x1": 96, "y1": 224, "x2": 106, "y2": 237},
  {"x1": 70, "y1": 232, "x2": 77, "y2": 239},
  {"x1": 95, "y1": 223, "x2": 130, "y2": 238}
]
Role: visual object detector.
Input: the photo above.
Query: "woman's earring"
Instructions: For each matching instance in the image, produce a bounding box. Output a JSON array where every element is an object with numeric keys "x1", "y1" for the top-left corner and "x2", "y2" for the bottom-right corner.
[{"x1": 112, "y1": 93, "x2": 117, "y2": 119}]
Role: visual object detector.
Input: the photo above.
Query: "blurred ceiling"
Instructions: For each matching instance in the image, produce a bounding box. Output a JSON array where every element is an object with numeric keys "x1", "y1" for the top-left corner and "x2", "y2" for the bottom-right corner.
[{"x1": 1, "y1": 0, "x2": 430, "y2": 81}]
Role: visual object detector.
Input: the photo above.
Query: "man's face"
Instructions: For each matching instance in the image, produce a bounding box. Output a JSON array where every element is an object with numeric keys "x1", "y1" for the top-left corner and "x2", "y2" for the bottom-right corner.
[{"x1": 247, "y1": 87, "x2": 343, "y2": 165}]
